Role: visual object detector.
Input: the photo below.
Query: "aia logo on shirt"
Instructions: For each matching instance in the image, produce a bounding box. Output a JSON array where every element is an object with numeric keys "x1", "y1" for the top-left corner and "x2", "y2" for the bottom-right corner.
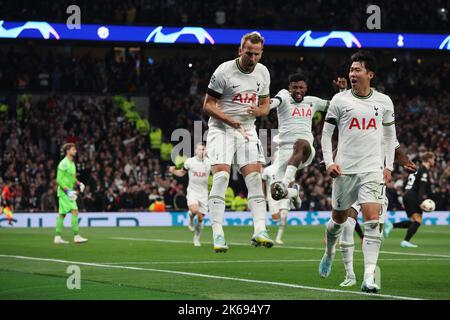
[
  {"x1": 232, "y1": 93, "x2": 257, "y2": 104},
  {"x1": 348, "y1": 118, "x2": 377, "y2": 130},
  {"x1": 292, "y1": 107, "x2": 312, "y2": 118},
  {"x1": 193, "y1": 171, "x2": 206, "y2": 177}
]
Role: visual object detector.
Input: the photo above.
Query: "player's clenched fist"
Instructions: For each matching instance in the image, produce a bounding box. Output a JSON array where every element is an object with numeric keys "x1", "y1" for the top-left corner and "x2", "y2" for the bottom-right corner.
[{"x1": 326, "y1": 163, "x2": 342, "y2": 178}]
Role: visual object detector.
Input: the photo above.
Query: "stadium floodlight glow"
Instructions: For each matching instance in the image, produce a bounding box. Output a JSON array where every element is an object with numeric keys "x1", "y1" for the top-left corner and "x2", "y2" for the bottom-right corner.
[{"x1": 0, "y1": 20, "x2": 449, "y2": 50}]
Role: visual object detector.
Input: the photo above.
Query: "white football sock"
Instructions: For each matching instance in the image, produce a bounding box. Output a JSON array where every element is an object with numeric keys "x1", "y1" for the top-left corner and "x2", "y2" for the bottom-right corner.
[
  {"x1": 340, "y1": 217, "x2": 356, "y2": 278},
  {"x1": 276, "y1": 209, "x2": 288, "y2": 241},
  {"x1": 208, "y1": 171, "x2": 229, "y2": 237},
  {"x1": 195, "y1": 221, "x2": 204, "y2": 237},
  {"x1": 362, "y1": 219, "x2": 382, "y2": 280},
  {"x1": 282, "y1": 165, "x2": 297, "y2": 186},
  {"x1": 325, "y1": 218, "x2": 344, "y2": 257},
  {"x1": 244, "y1": 172, "x2": 267, "y2": 234}
]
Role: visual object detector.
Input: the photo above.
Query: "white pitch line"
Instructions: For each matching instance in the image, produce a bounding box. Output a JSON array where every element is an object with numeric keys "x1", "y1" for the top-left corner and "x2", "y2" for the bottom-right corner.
[
  {"x1": 99, "y1": 257, "x2": 450, "y2": 265},
  {"x1": 102, "y1": 259, "x2": 322, "y2": 265},
  {"x1": 419, "y1": 231, "x2": 450, "y2": 234},
  {"x1": 111, "y1": 237, "x2": 450, "y2": 258},
  {"x1": 0, "y1": 254, "x2": 423, "y2": 300}
]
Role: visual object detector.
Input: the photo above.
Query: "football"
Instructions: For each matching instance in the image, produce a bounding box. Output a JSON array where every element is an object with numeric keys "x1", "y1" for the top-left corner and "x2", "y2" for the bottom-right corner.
[{"x1": 421, "y1": 199, "x2": 436, "y2": 212}]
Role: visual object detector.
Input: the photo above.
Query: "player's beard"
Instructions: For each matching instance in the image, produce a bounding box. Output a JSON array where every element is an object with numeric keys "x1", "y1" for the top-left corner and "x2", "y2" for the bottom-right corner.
[{"x1": 243, "y1": 58, "x2": 256, "y2": 71}]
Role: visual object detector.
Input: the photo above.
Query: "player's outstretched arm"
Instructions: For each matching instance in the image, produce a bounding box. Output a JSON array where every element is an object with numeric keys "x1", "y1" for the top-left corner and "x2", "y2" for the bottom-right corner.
[
  {"x1": 269, "y1": 96, "x2": 282, "y2": 110},
  {"x1": 169, "y1": 166, "x2": 186, "y2": 177},
  {"x1": 321, "y1": 119, "x2": 340, "y2": 177}
]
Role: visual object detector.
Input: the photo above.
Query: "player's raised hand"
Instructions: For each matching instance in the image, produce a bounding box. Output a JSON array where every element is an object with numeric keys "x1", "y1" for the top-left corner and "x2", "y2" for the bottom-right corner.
[
  {"x1": 383, "y1": 168, "x2": 392, "y2": 183},
  {"x1": 333, "y1": 77, "x2": 348, "y2": 91},
  {"x1": 402, "y1": 160, "x2": 417, "y2": 173},
  {"x1": 168, "y1": 166, "x2": 176, "y2": 173},
  {"x1": 327, "y1": 164, "x2": 342, "y2": 178}
]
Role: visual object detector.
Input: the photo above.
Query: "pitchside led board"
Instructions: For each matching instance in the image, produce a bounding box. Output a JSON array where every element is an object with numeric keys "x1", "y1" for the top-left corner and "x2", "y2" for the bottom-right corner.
[
  {"x1": 2, "y1": 211, "x2": 450, "y2": 228},
  {"x1": 0, "y1": 20, "x2": 449, "y2": 49}
]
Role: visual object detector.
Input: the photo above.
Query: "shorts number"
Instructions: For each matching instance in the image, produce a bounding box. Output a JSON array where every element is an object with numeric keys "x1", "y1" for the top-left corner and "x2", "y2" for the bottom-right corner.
[{"x1": 378, "y1": 183, "x2": 386, "y2": 200}]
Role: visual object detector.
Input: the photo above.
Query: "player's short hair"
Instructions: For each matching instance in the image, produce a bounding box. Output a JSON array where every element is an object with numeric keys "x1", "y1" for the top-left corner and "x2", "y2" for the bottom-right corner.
[
  {"x1": 63, "y1": 143, "x2": 76, "y2": 154},
  {"x1": 350, "y1": 50, "x2": 378, "y2": 74},
  {"x1": 288, "y1": 73, "x2": 307, "y2": 84},
  {"x1": 240, "y1": 31, "x2": 265, "y2": 49},
  {"x1": 422, "y1": 152, "x2": 435, "y2": 162}
]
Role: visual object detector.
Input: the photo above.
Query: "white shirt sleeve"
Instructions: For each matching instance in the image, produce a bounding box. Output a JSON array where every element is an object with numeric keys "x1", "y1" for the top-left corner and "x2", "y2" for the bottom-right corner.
[
  {"x1": 322, "y1": 96, "x2": 340, "y2": 168},
  {"x1": 322, "y1": 122, "x2": 336, "y2": 169},
  {"x1": 310, "y1": 96, "x2": 330, "y2": 112},
  {"x1": 183, "y1": 158, "x2": 191, "y2": 171},
  {"x1": 207, "y1": 64, "x2": 227, "y2": 96},
  {"x1": 259, "y1": 66, "x2": 270, "y2": 98},
  {"x1": 383, "y1": 98, "x2": 397, "y2": 171},
  {"x1": 269, "y1": 90, "x2": 285, "y2": 110}
]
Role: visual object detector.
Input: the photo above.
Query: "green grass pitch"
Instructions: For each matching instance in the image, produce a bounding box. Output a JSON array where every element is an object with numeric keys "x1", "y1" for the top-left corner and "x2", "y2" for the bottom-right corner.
[{"x1": 1, "y1": 225, "x2": 449, "y2": 300}]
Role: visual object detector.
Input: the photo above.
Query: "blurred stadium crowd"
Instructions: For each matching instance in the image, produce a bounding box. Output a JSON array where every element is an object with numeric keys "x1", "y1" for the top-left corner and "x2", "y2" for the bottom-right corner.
[{"x1": 2, "y1": 0, "x2": 448, "y2": 32}]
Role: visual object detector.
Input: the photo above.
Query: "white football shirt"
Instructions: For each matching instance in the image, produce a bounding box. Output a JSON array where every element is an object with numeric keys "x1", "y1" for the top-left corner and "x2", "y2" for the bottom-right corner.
[
  {"x1": 271, "y1": 89, "x2": 329, "y2": 147},
  {"x1": 207, "y1": 58, "x2": 270, "y2": 128},
  {"x1": 324, "y1": 89, "x2": 396, "y2": 174},
  {"x1": 183, "y1": 157, "x2": 211, "y2": 196}
]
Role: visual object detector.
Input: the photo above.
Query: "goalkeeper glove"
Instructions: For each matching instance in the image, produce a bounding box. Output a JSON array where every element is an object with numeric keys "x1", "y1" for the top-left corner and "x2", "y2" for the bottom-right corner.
[
  {"x1": 65, "y1": 189, "x2": 78, "y2": 201},
  {"x1": 77, "y1": 181, "x2": 85, "y2": 193}
]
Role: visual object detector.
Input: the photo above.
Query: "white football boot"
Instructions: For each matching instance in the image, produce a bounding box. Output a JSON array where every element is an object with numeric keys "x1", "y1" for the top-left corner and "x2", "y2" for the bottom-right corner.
[
  {"x1": 54, "y1": 236, "x2": 69, "y2": 244},
  {"x1": 74, "y1": 235, "x2": 88, "y2": 244}
]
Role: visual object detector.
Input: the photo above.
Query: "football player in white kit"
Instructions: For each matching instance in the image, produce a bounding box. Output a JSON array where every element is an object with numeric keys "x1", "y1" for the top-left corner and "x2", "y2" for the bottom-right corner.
[
  {"x1": 203, "y1": 32, "x2": 272, "y2": 252},
  {"x1": 270, "y1": 74, "x2": 347, "y2": 206},
  {"x1": 320, "y1": 51, "x2": 398, "y2": 293},
  {"x1": 338, "y1": 141, "x2": 417, "y2": 287},
  {"x1": 262, "y1": 164, "x2": 290, "y2": 244},
  {"x1": 169, "y1": 143, "x2": 211, "y2": 247}
]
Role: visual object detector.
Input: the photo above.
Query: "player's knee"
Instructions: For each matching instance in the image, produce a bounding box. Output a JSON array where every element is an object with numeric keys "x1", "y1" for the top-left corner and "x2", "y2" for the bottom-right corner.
[
  {"x1": 332, "y1": 210, "x2": 348, "y2": 224},
  {"x1": 294, "y1": 139, "x2": 308, "y2": 151}
]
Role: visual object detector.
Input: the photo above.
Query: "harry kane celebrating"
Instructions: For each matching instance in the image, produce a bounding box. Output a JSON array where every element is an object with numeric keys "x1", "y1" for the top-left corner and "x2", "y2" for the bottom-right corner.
[
  {"x1": 320, "y1": 51, "x2": 397, "y2": 293},
  {"x1": 203, "y1": 32, "x2": 272, "y2": 252}
]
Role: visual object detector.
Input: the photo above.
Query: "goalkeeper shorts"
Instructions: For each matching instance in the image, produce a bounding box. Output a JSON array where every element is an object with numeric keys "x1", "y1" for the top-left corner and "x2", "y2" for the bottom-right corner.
[{"x1": 58, "y1": 195, "x2": 78, "y2": 214}]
